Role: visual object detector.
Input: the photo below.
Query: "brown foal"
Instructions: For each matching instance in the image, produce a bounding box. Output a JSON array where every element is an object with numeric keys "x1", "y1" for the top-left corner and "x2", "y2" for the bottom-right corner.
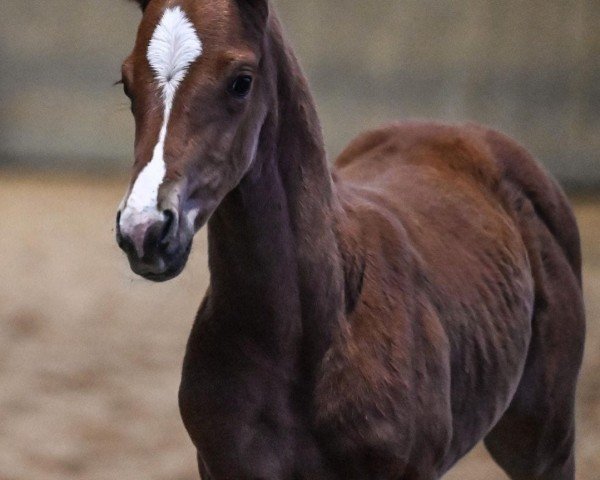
[{"x1": 115, "y1": 1, "x2": 585, "y2": 479}]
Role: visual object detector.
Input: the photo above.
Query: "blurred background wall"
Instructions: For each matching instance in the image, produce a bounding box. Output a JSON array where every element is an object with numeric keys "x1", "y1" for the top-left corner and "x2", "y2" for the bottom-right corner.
[{"x1": 0, "y1": 0, "x2": 598, "y2": 188}]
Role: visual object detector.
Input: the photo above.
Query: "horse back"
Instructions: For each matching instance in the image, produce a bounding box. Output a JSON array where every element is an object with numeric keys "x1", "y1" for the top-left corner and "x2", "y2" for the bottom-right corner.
[{"x1": 335, "y1": 121, "x2": 581, "y2": 282}]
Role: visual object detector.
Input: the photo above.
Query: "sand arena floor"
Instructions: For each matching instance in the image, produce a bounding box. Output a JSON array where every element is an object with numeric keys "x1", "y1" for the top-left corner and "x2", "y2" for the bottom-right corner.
[{"x1": 0, "y1": 174, "x2": 598, "y2": 480}]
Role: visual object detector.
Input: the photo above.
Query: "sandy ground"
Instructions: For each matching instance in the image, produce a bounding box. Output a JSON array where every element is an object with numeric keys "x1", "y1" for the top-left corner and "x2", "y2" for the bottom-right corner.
[{"x1": 0, "y1": 174, "x2": 598, "y2": 480}]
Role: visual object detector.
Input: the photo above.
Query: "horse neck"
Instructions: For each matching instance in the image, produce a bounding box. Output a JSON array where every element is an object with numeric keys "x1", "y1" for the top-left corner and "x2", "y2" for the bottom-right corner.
[{"x1": 206, "y1": 17, "x2": 345, "y2": 380}]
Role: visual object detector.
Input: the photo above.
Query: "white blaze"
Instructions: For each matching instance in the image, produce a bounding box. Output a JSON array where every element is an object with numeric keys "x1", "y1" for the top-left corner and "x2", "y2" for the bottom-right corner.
[{"x1": 120, "y1": 6, "x2": 202, "y2": 246}]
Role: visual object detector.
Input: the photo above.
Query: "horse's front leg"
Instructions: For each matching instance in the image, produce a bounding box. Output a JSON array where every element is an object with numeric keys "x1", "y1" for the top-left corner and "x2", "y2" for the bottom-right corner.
[
  {"x1": 190, "y1": 423, "x2": 293, "y2": 479},
  {"x1": 189, "y1": 415, "x2": 338, "y2": 480}
]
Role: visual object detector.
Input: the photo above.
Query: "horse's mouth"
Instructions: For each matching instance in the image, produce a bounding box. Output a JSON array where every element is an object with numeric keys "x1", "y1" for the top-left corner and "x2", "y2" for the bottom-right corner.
[{"x1": 126, "y1": 238, "x2": 193, "y2": 282}]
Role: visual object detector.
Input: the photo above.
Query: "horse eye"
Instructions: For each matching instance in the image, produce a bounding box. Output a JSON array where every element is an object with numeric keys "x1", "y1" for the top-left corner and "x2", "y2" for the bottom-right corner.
[
  {"x1": 121, "y1": 83, "x2": 136, "y2": 114},
  {"x1": 228, "y1": 75, "x2": 253, "y2": 98},
  {"x1": 121, "y1": 81, "x2": 132, "y2": 99}
]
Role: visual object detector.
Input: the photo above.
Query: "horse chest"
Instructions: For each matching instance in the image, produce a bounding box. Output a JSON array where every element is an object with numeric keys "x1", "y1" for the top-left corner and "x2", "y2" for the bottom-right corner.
[{"x1": 179, "y1": 314, "x2": 332, "y2": 478}]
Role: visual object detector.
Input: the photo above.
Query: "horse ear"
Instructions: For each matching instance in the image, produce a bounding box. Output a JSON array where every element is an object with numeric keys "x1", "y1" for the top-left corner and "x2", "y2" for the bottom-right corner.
[
  {"x1": 128, "y1": 0, "x2": 151, "y2": 11},
  {"x1": 235, "y1": 0, "x2": 270, "y2": 35}
]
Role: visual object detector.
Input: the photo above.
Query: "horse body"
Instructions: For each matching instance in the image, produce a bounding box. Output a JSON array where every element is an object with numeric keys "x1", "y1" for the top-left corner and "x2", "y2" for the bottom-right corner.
[
  {"x1": 117, "y1": 1, "x2": 585, "y2": 479},
  {"x1": 322, "y1": 122, "x2": 535, "y2": 474}
]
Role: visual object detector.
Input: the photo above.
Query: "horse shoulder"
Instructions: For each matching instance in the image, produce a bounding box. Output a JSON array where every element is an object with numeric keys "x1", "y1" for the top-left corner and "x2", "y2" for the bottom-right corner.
[{"x1": 319, "y1": 198, "x2": 454, "y2": 474}]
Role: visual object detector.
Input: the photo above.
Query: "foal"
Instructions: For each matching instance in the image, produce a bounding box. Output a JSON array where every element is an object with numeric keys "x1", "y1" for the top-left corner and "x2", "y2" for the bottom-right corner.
[{"x1": 115, "y1": 1, "x2": 585, "y2": 479}]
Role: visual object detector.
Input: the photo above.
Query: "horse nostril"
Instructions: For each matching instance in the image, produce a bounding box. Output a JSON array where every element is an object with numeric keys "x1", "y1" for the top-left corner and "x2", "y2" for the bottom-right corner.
[
  {"x1": 160, "y1": 208, "x2": 178, "y2": 246},
  {"x1": 115, "y1": 210, "x2": 124, "y2": 248}
]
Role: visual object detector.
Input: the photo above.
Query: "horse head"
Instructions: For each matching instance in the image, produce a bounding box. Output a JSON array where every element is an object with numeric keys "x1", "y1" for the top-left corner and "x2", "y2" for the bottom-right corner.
[{"x1": 116, "y1": 0, "x2": 270, "y2": 281}]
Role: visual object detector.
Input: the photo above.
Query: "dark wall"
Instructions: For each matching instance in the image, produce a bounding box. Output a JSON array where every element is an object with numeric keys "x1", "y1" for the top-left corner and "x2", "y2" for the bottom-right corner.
[{"x1": 1, "y1": 0, "x2": 598, "y2": 187}]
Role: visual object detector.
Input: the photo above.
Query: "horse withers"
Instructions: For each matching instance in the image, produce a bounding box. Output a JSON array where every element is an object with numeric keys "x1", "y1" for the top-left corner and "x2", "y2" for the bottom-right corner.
[{"x1": 115, "y1": 1, "x2": 586, "y2": 479}]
